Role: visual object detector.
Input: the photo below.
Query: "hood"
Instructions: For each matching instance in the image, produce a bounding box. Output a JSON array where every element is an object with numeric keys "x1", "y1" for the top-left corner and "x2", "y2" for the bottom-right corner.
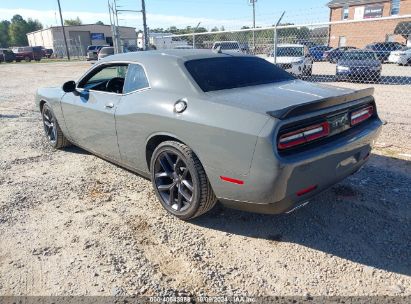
[
  {"x1": 337, "y1": 59, "x2": 381, "y2": 67},
  {"x1": 275, "y1": 56, "x2": 304, "y2": 64},
  {"x1": 205, "y1": 80, "x2": 355, "y2": 116}
]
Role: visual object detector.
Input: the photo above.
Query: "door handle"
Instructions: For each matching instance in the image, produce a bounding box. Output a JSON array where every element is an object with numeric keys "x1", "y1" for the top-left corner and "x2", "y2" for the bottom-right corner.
[{"x1": 105, "y1": 102, "x2": 114, "y2": 109}]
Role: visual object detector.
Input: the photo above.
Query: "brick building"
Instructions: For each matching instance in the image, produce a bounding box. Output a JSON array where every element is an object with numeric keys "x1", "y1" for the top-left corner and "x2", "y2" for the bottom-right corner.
[{"x1": 327, "y1": 0, "x2": 411, "y2": 48}]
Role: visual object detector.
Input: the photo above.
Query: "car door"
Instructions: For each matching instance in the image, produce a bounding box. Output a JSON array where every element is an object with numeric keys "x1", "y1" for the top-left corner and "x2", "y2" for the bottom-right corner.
[
  {"x1": 114, "y1": 63, "x2": 152, "y2": 171},
  {"x1": 60, "y1": 63, "x2": 128, "y2": 161}
]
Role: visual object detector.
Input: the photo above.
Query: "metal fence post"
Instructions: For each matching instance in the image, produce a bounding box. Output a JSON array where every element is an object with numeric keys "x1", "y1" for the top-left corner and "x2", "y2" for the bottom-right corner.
[
  {"x1": 273, "y1": 27, "x2": 278, "y2": 64},
  {"x1": 193, "y1": 33, "x2": 195, "y2": 49}
]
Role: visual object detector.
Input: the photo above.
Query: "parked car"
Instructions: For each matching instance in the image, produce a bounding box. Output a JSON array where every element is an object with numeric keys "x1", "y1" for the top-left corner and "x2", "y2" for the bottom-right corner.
[
  {"x1": 336, "y1": 50, "x2": 381, "y2": 82},
  {"x1": 266, "y1": 44, "x2": 313, "y2": 76},
  {"x1": 98, "y1": 46, "x2": 114, "y2": 60},
  {"x1": 212, "y1": 41, "x2": 242, "y2": 52},
  {"x1": 43, "y1": 48, "x2": 54, "y2": 58},
  {"x1": 365, "y1": 42, "x2": 404, "y2": 62},
  {"x1": 86, "y1": 45, "x2": 108, "y2": 61},
  {"x1": 12, "y1": 46, "x2": 42, "y2": 62},
  {"x1": 35, "y1": 50, "x2": 382, "y2": 220},
  {"x1": 0, "y1": 48, "x2": 16, "y2": 62},
  {"x1": 323, "y1": 46, "x2": 357, "y2": 63},
  {"x1": 388, "y1": 46, "x2": 411, "y2": 65},
  {"x1": 309, "y1": 45, "x2": 332, "y2": 61}
]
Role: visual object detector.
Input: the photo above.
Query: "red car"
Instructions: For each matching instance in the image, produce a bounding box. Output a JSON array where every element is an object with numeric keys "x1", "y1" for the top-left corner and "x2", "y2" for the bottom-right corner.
[{"x1": 12, "y1": 46, "x2": 42, "y2": 62}]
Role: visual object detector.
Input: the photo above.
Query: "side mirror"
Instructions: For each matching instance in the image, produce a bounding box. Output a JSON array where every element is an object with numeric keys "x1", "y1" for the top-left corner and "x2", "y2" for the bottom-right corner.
[{"x1": 62, "y1": 80, "x2": 76, "y2": 93}]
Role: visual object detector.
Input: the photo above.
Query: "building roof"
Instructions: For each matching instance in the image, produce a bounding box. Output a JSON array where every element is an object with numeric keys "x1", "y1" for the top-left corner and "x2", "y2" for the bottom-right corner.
[
  {"x1": 26, "y1": 24, "x2": 136, "y2": 35},
  {"x1": 327, "y1": 0, "x2": 386, "y2": 8}
]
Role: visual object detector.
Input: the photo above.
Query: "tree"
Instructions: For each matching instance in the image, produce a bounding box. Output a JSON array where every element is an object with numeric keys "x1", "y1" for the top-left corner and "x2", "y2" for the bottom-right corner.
[
  {"x1": 27, "y1": 18, "x2": 42, "y2": 32},
  {"x1": 0, "y1": 20, "x2": 10, "y2": 48},
  {"x1": 64, "y1": 17, "x2": 82, "y2": 26},
  {"x1": 8, "y1": 15, "x2": 29, "y2": 46},
  {"x1": 95, "y1": 21, "x2": 105, "y2": 25}
]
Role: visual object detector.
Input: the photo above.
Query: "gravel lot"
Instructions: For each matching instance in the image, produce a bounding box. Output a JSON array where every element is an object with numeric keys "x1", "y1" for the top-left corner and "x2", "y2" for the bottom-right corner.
[{"x1": 0, "y1": 61, "x2": 410, "y2": 297}]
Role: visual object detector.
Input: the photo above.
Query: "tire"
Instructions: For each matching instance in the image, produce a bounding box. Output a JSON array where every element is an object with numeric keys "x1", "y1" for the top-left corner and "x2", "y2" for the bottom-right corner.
[
  {"x1": 150, "y1": 141, "x2": 217, "y2": 220},
  {"x1": 24, "y1": 56, "x2": 31, "y2": 62},
  {"x1": 41, "y1": 103, "x2": 70, "y2": 149},
  {"x1": 303, "y1": 65, "x2": 312, "y2": 76}
]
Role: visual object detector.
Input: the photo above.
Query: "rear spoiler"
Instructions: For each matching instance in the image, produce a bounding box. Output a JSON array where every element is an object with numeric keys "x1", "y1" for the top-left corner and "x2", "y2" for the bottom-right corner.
[{"x1": 267, "y1": 87, "x2": 375, "y2": 120}]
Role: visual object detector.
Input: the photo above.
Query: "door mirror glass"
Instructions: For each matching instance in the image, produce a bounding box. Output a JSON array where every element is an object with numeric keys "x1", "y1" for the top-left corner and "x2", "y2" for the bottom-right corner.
[{"x1": 62, "y1": 80, "x2": 76, "y2": 93}]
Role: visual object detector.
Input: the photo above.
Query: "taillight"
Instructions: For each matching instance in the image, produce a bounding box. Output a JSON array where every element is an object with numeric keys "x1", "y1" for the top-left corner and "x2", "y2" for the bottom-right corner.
[
  {"x1": 350, "y1": 106, "x2": 373, "y2": 126},
  {"x1": 278, "y1": 121, "x2": 330, "y2": 150}
]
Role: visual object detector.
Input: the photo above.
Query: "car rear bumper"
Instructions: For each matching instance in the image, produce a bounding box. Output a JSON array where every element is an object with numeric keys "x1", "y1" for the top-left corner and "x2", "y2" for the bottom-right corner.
[
  {"x1": 336, "y1": 69, "x2": 381, "y2": 79},
  {"x1": 213, "y1": 118, "x2": 382, "y2": 214}
]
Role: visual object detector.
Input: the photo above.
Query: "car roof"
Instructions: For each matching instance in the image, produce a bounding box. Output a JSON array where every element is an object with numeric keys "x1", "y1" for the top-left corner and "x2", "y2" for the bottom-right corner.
[
  {"x1": 344, "y1": 49, "x2": 374, "y2": 53},
  {"x1": 100, "y1": 49, "x2": 252, "y2": 63}
]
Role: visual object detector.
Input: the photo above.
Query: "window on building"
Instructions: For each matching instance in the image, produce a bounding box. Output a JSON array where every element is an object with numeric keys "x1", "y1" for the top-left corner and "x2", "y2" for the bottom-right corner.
[
  {"x1": 339, "y1": 36, "x2": 347, "y2": 47},
  {"x1": 391, "y1": 0, "x2": 400, "y2": 15},
  {"x1": 342, "y1": 5, "x2": 349, "y2": 20}
]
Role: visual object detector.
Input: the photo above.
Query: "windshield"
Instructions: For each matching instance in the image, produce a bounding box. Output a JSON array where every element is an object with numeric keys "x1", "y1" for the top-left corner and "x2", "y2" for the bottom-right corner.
[
  {"x1": 341, "y1": 52, "x2": 377, "y2": 60},
  {"x1": 276, "y1": 47, "x2": 304, "y2": 57},
  {"x1": 185, "y1": 57, "x2": 294, "y2": 92}
]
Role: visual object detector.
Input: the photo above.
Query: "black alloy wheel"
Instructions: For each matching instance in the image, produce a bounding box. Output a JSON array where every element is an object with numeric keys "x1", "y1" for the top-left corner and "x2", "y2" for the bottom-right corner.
[
  {"x1": 41, "y1": 104, "x2": 70, "y2": 149},
  {"x1": 151, "y1": 141, "x2": 217, "y2": 220},
  {"x1": 42, "y1": 106, "x2": 57, "y2": 145},
  {"x1": 154, "y1": 149, "x2": 195, "y2": 213}
]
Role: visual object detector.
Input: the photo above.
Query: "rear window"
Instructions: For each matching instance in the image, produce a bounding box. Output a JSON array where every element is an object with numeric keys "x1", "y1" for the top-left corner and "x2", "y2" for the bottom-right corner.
[
  {"x1": 185, "y1": 57, "x2": 294, "y2": 92},
  {"x1": 100, "y1": 47, "x2": 114, "y2": 55},
  {"x1": 341, "y1": 52, "x2": 377, "y2": 60}
]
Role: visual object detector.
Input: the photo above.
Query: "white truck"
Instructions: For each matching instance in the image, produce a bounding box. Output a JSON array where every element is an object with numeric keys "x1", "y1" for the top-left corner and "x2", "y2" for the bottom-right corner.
[{"x1": 266, "y1": 44, "x2": 313, "y2": 76}]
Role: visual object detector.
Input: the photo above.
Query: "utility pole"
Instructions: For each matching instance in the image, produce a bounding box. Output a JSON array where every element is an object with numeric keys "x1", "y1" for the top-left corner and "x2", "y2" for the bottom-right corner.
[
  {"x1": 192, "y1": 22, "x2": 201, "y2": 49},
  {"x1": 57, "y1": 0, "x2": 70, "y2": 60},
  {"x1": 141, "y1": 0, "x2": 149, "y2": 50},
  {"x1": 113, "y1": 0, "x2": 122, "y2": 53},
  {"x1": 273, "y1": 11, "x2": 285, "y2": 64},
  {"x1": 250, "y1": 0, "x2": 256, "y2": 53}
]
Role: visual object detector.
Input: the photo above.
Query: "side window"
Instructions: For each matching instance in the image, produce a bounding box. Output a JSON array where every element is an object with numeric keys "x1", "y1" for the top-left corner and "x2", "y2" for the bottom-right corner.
[
  {"x1": 123, "y1": 64, "x2": 149, "y2": 94},
  {"x1": 78, "y1": 64, "x2": 128, "y2": 93}
]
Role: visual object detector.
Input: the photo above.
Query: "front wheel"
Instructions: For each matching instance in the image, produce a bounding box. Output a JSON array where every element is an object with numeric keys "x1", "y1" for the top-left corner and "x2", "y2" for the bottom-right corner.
[
  {"x1": 150, "y1": 141, "x2": 217, "y2": 220},
  {"x1": 41, "y1": 103, "x2": 70, "y2": 149},
  {"x1": 24, "y1": 56, "x2": 31, "y2": 62}
]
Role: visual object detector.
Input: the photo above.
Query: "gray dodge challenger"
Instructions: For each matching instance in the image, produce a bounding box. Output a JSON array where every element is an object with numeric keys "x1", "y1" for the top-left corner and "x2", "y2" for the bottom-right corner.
[{"x1": 36, "y1": 49, "x2": 382, "y2": 220}]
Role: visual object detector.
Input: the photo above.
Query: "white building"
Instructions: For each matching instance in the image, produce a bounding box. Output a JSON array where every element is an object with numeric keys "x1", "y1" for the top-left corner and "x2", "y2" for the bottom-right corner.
[
  {"x1": 27, "y1": 24, "x2": 137, "y2": 57},
  {"x1": 137, "y1": 32, "x2": 190, "y2": 49}
]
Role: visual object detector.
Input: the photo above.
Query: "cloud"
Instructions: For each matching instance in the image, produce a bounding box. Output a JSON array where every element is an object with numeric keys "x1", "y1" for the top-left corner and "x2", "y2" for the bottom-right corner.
[{"x1": 0, "y1": 8, "x2": 253, "y2": 30}]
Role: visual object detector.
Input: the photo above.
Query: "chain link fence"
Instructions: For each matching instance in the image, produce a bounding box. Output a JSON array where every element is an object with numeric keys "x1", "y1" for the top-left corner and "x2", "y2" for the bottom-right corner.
[
  {"x1": 157, "y1": 16, "x2": 411, "y2": 85},
  {"x1": 53, "y1": 39, "x2": 86, "y2": 60}
]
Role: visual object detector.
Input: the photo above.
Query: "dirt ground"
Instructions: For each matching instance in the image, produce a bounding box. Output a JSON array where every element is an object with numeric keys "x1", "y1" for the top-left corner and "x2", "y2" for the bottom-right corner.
[{"x1": 0, "y1": 61, "x2": 410, "y2": 297}]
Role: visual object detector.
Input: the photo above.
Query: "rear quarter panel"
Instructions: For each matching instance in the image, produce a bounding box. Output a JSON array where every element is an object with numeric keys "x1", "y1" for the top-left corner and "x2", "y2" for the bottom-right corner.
[{"x1": 115, "y1": 90, "x2": 270, "y2": 180}]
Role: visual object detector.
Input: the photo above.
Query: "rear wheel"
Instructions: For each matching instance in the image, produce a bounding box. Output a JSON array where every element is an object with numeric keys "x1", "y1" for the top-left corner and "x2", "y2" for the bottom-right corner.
[
  {"x1": 41, "y1": 103, "x2": 70, "y2": 149},
  {"x1": 150, "y1": 141, "x2": 217, "y2": 220}
]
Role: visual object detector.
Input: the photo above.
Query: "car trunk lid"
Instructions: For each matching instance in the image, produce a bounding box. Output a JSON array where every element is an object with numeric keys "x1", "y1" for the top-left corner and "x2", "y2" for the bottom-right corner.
[{"x1": 206, "y1": 80, "x2": 372, "y2": 119}]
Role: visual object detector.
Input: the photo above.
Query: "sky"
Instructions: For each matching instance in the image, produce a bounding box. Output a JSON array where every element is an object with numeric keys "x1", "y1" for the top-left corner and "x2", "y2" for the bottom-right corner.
[{"x1": 0, "y1": 0, "x2": 330, "y2": 30}]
